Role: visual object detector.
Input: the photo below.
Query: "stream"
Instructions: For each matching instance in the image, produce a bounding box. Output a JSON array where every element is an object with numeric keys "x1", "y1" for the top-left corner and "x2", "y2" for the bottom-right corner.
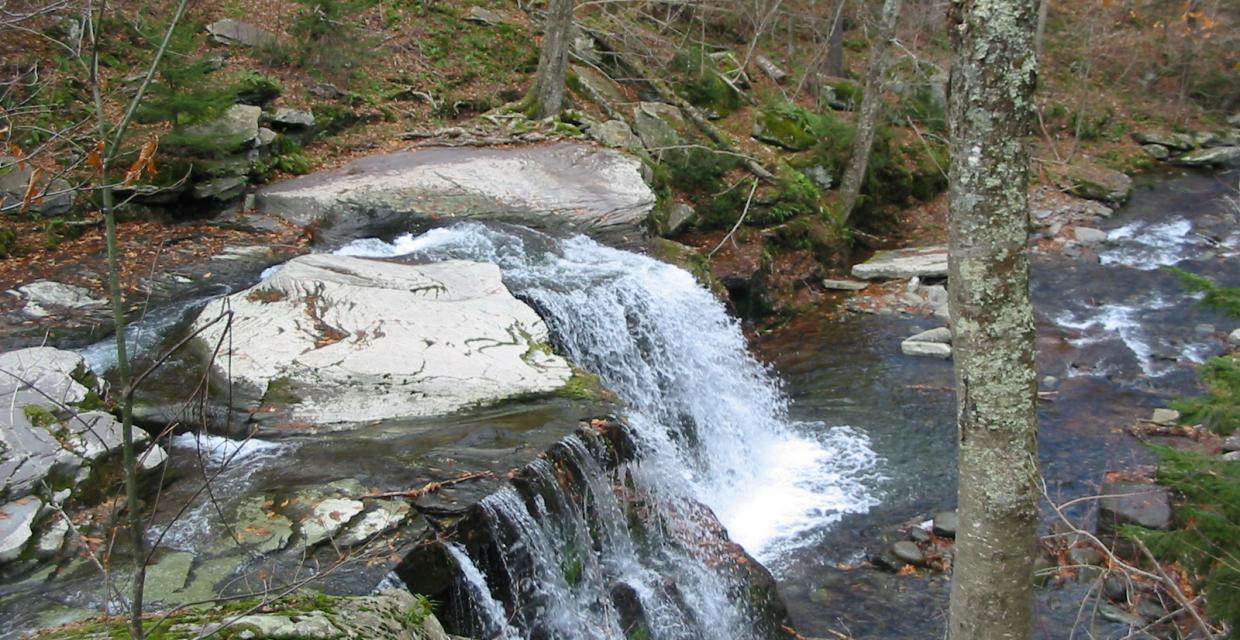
[{"x1": 1, "y1": 168, "x2": 1236, "y2": 639}]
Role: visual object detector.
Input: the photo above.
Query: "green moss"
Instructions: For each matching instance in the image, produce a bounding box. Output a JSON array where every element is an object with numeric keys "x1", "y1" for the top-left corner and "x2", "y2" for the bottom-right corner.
[
  {"x1": 670, "y1": 46, "x2": 741, "y2": 116},
  {"x1": 0, "y1": 226, "x2": 19, "y2": 258},
  {"x1": 23, "y1": 404, "x2": 59, "y2": 429},
  {"x1": 263, "y1": 376, "x2": 302, "y2": 406},
  {"x1": 231, "y1": 71, "x2": 283, "y2": 106},
  {"x1": 559, "y1": 368, "x2": 609, "y2": 401}
]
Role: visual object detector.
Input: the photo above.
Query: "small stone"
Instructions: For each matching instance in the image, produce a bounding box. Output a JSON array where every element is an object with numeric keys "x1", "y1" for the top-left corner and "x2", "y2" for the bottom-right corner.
[
  {"x1": 1103, "y1": 575, "x2": 1130, "y2": 601},
  {"x1": 257, "y1": 127, "x2": 278, "y2": 147},
  {"x1": 34, "y1": 517, "x2": 69, "y2": 559},
  {"x1": 821, "y1": 278, "x2": 868, "y2": 291},
  {"x1": 1228, "y1": 328, "x2": 1240, "y2": 348},
  {"x1": 1150, "y1": 408, "x2": 1180, "y2": 426},
  {"x1": 140, "y1": 444, "x2": 168, "y2": 472},
  {"x1": 932, "y1": 511, "x2": 958, "y2": 538},
  {"x1": 1073, "y1": 226, "x2": 1109, "y2": 245},
  {"x1": 1042, "y1": 375, "x2": 1059, "y2": 390},
  {"x1": 310, "y1": 83, "x2": 341, "y2": 99},
  {"x1": 907, "y1": 327, "x2": 952, "y2": 344},
  {"x1": 891, "y1": 541, "x2": 926, "y2": 566},
  {"x1": 1221, "y1": 434, "x2": 1240, "y2": 453},
  {"x1": 901, "y1": 341, "x2": 952, "y2": 359},
  {"x1": 1068, "y1": 545, "x2": 1104, "y2": 567},
  {"x1": 1140, "y1": 144, "x2": 1170, "y2": 160},
  {"x1": 1222, "y1": 451, "x2": 1240, "y2": 462},
  {"x1": 908, "y1": 527, "x2": 931, "y2": 544}
]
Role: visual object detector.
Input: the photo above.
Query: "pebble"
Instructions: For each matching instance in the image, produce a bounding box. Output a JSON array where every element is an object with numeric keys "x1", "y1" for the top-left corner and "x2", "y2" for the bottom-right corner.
[
  {"x1": 891, "y1": 541, "x2": 926, "y2": 566},
  {"x1": 932, "y1": 511, "x2": 957, "y2": 538}
]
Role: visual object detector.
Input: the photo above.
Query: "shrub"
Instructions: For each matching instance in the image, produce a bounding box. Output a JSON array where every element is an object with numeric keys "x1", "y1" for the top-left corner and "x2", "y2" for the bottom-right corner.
[{"x1": 671, "y1": 46, "x2": 741, "y2": 116}]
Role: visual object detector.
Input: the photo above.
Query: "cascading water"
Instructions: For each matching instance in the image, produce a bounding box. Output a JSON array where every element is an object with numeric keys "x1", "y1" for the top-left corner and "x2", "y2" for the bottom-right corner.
[{"x1": 340, "y1": 223, "x2": 881, "y2": 638}]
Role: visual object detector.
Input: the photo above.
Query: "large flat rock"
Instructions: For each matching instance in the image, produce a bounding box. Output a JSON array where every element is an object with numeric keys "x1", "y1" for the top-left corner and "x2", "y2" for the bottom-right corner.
[
  {"x1": 257, "y1": 143, "x2": 655, "y2": 245},
  {"x1": 851, "y1": 246, "x2": 949, "y2": 280},
  {"x1": 193, "y1": 254, "x2": 573, "y2": 427}
]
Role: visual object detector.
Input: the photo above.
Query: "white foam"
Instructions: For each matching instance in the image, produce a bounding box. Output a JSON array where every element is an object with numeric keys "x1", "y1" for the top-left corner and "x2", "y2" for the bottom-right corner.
[
  {"x1": 1100, "y1": 218, "x2": 1197, "y2": 270},
  {"x1": 168, "y1": 432, "x2": 286, "y2": 465}
]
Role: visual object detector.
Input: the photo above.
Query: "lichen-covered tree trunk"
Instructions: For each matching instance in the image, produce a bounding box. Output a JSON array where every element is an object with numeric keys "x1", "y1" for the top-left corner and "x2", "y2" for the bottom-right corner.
[
  {"x1": 945, "y1": 1, "x2": 1040, "y2": 640},
  {"x1": 837, "y1": 0, "x2": 902, "y2": 223},
  {"x1": 527, "y1": 0, "x2": 574, "y2": 119}
]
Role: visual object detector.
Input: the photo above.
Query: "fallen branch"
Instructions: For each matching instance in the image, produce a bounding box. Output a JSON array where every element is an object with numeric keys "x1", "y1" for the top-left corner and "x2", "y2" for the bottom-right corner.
[{"x1": 365, "y1": 471, "x2": 494, "y2": 500}]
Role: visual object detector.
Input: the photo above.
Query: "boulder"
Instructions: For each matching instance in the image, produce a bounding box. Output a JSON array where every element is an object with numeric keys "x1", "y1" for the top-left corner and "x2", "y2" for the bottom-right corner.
[
  {"x1": 1220, "y1": 433, "x2": 1240, "y2": 453},
  {"x1": 1172, "y1": 146, "x2": 1240, "y2": 167},
  {"x1": 1140, "y1": 144, "x2": 1170, "y2": 160},
  {"x1": 15, "y1": 281, "x2": 104, "y2": 318},
  {"x1": 192, "y1": 255, "x2": 573, "y2": 427},
  {"x1": 1230, "y1": 327, "x2": 1240, "y2": 348},
  {"x1": 1060, "y1": 164, "x2": 1133, "y2": 205},
  {"x1": 0, "y1": 496, "x2": 41, "y2": 562},
  {"x1": 633, "y1": 102, "x2": 685, "y2": 153},
  {"x1": 852, "y1": 246, "x2": 948, "y2": 280},
  {"x1": 257, "y1": 143, "x2": 655, "y2": 245},
  {"x1": 464, "y1": 5, "x2": 506, "y2": 26},
  {"x1": 206, "y1": 19, "x2": 277, "y2": 48},
  {"x1": 574, "y1": 66, "x2": 626, "y2": 108},
  {"x1": 932, "y1": 511, "x2": 957, "y2": 537},
  {"x1": 183, "y1": 104, "x2": 262, "y2": 152},
  {"x1": 1131, "y1": 130, "x2": 1196, "y2": 151},
  {"x1": 664, "y1": 202, "x2": 696, "y2": 235},
  {"x1": 751, "y1": 109, "x2": 813, "y2": 151},
  {"x1": 266, "y1": 107, "x2": 316, "y2": 129},
  {"x1": 1072, "y1": 226, "x2": 1109, "y2": 245},
  {"x1": 1099, "y1": 482, "x2": 1172, "y2": 533},
  {"x1": 0, "y1": 157, "x2": 74, "y2": 217},
  {"x1": 590, "y1": 120, "x2": 637, "y2": 149}
]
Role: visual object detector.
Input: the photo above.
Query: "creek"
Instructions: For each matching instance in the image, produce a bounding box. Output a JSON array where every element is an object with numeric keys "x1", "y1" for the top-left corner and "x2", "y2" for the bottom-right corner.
[{"x1": 1, "y1": 169, "x2": 1235, "y2": 640}]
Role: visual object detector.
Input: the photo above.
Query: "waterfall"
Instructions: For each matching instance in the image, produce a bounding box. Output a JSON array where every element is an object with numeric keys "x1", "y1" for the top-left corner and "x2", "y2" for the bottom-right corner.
[{"x1": 340, "y1": 223, "x2": 880, "y2": 638}]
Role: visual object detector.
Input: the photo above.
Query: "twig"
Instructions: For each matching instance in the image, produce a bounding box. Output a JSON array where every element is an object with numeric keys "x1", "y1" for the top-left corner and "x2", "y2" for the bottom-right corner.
[
  {"x1": 365, "y1": 471, "x2": 494, "y2": 500},
  {"x1": 709, "y1": 178, "x2": 759, "y2": 258}
]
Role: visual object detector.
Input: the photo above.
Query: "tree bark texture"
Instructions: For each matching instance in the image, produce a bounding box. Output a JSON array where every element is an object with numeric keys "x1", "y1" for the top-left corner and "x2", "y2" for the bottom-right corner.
[
  {"x1": 838, "y1": 0, "x2": 902, "y2": 223},
  {"x1": 945, "y1": 1, "x2": 1040, "y2": 640},
  {"x1": 528, "y1": 0, "x2": 574, "y2": 119},
  {"x1": 824, "y1": 0, "x2": 846, "y2": 77}
]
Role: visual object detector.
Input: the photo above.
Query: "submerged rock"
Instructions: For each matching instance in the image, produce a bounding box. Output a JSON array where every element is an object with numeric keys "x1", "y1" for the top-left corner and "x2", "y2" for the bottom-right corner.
[
  {"x1": 257, "y1": 142, "x2": 655, "y2": 245},
  {"x1": 851, "y1": 246, "x2": 948, "y2": 280},
  {"x1": 1099, "y1": 482, "x2": 1172, "y2": 533},
  {"x1": 192, "y1": 254, "x2": 573, "y2": 428}
]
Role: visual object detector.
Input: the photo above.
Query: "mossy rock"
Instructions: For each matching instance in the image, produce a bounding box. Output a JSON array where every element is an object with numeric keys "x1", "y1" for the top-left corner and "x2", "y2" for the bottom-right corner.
[{"x1": 752, "y1": 109, "x2": 815, "y2": 151}]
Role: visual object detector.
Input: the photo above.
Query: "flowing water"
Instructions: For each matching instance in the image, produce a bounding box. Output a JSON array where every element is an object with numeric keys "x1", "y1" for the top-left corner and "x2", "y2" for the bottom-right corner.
[
  {"x1": 5, "y1": 168, "x2": 1233, "y2": 639},
  {"x1": 338, "y1": 224, "x2": 883, "y2": 638}
]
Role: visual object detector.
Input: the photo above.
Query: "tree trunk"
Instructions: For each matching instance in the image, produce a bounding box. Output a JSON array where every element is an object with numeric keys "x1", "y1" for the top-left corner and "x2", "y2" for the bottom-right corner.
[
  {"x1": 837, "y1": 0, "x2": 901, "y2": 223},
  {"x1": 945, "y1": 1, "x2": 1040, "y2": 640},
  {"x1": 824, "y1": 0, "x2": 847, "y2": 77},
  {"x1": 527, "y1": 0, "x2": 574, "y2": 119}
]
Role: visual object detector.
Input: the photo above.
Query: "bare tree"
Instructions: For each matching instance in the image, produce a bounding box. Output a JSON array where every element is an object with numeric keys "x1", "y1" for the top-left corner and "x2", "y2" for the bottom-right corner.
[
  {"x1": 836, "y1": 0, "x2": 902, "y2": 223},
  {"x1": 526, "y1": 0, "x2": 575, "y2": 118},
  {"x1": 944, "y1": 1, "x2": 1041, "y2": 639}
]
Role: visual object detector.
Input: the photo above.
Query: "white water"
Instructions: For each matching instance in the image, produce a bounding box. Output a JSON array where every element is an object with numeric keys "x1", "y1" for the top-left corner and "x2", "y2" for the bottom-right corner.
[
  {"x1": 446, "y1": 543, "x2": 520, "y2": 640},
  {"x1": 1099, "y1": 218, "x2": 1197, "y2": 270},
  {"x1": 337, "y1": 223, "x2": 880, "y2": 561}
]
